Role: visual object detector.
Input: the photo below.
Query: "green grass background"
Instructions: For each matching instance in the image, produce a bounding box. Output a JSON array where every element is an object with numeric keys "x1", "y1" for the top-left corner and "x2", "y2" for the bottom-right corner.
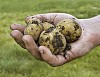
[{"x1": 0, "y1": 0, "x2": 100, "y2": 77}]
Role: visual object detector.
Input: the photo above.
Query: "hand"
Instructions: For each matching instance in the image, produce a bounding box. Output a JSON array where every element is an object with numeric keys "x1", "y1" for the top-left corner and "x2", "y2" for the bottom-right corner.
[{"x1": 10, "y1": 13, "x2": 100, "y2": 66}]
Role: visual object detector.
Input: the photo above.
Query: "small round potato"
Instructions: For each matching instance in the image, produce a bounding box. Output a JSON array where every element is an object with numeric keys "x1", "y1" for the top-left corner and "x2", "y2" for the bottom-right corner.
[
  {"x1": 24, "y1": 24, "x2": 43, "y2": 41},
  {"x1": 25, "y1": 17, "x2": 42, "y2": 25},
  {"x1": 56, "y1": 19, "x2": 82, "y2": 43},
  {"x1": 42, "y1": 22, "x2": 55, "y2": 30},
  {"x1": 39, "y1": 28, "x2": 67, "y2": 54}
]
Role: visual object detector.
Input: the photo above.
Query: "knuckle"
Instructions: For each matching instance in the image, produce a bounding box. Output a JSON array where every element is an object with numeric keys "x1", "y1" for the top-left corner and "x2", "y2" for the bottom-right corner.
[{"x1": 11, "y1": 30, "x2": 20, "y2": 37}]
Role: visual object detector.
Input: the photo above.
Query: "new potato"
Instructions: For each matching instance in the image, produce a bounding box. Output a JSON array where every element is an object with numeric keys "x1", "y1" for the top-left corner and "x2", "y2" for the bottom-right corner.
[
  {"x1": 25, "y1": 17, "x2": 42, "y2": 25},
  {"x1": 42, "y1": 22, "x2": 55, "y2": 30},
  {"x1": 39, "y1": 28, "x2": 67, "y2": 54},
  {"x1": 24, "y1": 24, "x2": 43, "y2": 41},
  {"x1": 56, "y1": 19, "x2": 82, "y2": 43}
]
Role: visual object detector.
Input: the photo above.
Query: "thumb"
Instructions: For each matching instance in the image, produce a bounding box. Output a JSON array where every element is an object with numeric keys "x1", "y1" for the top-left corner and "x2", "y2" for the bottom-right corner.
[
  {"x1": 38, "y1": 46, "x2": 65, "y2": 66},
  {"x1": 39, "y1": 46, "x2": 53, "y2": 62}
]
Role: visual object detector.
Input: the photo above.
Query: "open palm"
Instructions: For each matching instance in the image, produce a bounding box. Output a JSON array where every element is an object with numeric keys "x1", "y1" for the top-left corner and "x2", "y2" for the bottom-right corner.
[{"x1": 10, "y1": 13, "x2": 100, "y2": 66}]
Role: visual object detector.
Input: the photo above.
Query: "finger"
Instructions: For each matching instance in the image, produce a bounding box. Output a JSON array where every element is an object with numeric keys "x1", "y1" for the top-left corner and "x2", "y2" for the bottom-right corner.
[
  {"x1": 22, "y1": 35, "x2": 43, "y2": 60},
  {"x1": 39, "y1": 46, "x2": 67, "y2": 67},
  {"x1": 10, "y1": 30, "x2": 26, "y2": 49},
  {"x1": 26, "y1": 13, "x2": 77, "y2": 25},
  {"x1": 10, "y1": 24, "x2": 26, "y2": 34}
]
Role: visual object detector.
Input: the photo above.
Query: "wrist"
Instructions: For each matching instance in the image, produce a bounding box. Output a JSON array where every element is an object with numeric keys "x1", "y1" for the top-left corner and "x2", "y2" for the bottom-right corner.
[
  {"x1": 78, "y1": 15, "x2": 100, "y2": 45},
  {"x1": 87, "y1": 16, "x2": 100, "y2": 45}
]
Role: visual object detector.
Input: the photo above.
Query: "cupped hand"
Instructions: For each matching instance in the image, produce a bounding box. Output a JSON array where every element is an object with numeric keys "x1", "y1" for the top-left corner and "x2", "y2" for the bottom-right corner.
[{"x1": 10, "y1": 13, "x2": 100, "y2": 66}]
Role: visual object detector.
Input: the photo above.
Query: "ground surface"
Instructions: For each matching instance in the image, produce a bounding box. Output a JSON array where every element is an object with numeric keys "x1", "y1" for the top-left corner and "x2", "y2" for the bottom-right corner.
[{"x1": 0, "y1": 0, "x2": 100, "y2": 77}]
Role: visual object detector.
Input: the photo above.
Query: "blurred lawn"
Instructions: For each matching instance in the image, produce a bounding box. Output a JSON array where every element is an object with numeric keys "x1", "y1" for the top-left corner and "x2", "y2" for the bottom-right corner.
[{"x1": 0, "y1": 0, "x2": 100, "y2": 77}]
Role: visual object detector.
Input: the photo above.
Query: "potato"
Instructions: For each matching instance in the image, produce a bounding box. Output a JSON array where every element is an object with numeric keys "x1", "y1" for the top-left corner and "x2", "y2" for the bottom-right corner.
[
  {"x1": 39, "y1": 28, "x2": 67, "y2": 54},
  {"x1": 25, "y1": 17, "x2": 42, "y2": 25},
  {"x1": 42, "y1": 22, "x2": 55, "y2": 30},
  {"x1": 24, "y1": 24, "x2": 43, "y2": 41},
  {"x1": 56, "y1": 19, "x2": 82, "y2": 43}
]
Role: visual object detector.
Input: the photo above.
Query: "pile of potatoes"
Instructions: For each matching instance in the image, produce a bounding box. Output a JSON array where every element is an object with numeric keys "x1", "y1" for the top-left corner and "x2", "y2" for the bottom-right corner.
[{"x1": 24, "y1": 16, "x2": 82, "y2": 54}]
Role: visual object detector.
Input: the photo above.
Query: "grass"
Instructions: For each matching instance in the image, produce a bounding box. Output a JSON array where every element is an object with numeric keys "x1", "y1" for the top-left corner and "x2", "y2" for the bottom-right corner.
[{"x1": 0, "y1": 0, "x2": 100, "y2": 77}]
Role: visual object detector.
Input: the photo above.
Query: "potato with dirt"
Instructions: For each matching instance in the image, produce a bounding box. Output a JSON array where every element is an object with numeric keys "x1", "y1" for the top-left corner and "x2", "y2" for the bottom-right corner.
[
  {"x1": 24, "y1": 18, "x2": 43, "y2": 41},
  {"x1": 39, "y1": 27, "x2": 67, "y2": 54},
  {"x1": 56, "y1": 19, "x2": 82, "y2": 43}
]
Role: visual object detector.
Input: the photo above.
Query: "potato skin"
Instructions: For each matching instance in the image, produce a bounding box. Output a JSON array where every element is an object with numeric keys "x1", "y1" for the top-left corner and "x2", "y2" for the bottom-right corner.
[
  {"x1": 42, "y1": 22, "x2": 55, "y2": 30},
  {"x1": 25, "y1": 17, "x2": 42, "y2": 25},
  {"x1": 24, "y1": 24, "x2": 43, "y2": 41},
  {"x1": 56, "y1": 19, "x2": 82, "y2": 43},
  {"x1": 24, "y1": 17, "x2": 43, "y2": 41},
  {"x1": 39, "y1": 28, "x2": 67, "y2": 54}
]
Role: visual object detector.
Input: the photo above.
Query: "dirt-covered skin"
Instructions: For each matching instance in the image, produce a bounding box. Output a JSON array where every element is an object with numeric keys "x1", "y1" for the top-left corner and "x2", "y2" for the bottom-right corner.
[
  {"x1": 39, "y1": 28, "x2": 67, "y2": 54},
  {"x1": 56, "y1": 19, "x2": 82, "y2": 43},
  {"x1": 24, "y1": 24, "x2": 43, "y2": 41}
]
